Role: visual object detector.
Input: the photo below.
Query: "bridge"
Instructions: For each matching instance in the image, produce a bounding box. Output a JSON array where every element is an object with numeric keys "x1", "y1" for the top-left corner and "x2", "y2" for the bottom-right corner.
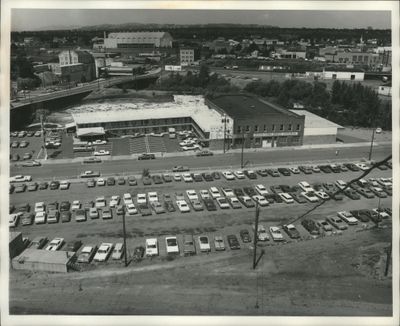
[{"x1": 10, "y1": 68, "x2": 162, "y2": 110}]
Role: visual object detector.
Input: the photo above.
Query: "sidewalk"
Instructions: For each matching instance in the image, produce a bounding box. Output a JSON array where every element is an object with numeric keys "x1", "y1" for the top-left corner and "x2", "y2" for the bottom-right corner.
[{"x1": 35, "y1": 140, "x2": 391, "y2": 165}]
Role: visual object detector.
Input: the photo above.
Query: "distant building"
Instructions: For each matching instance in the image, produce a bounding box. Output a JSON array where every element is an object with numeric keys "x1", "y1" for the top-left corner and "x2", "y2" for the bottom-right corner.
[
  {"x1": 274, "y1": 49, "x2": 306, "y2": 59},
  {"x1": 23, "y1": 36, "x2": 40, "y2": 46},
  {"x1": 54, "y1": 50, "x2": 96, "y2": 83},
  {"x1": 377, "y1": 83, "x2": 392, "y2": 97},
  {"x1": 180, "y1": 48, "x2": 195, "y2": 65},
  {"x1": 104, "y1": 31, "x2": 173, "y2": 49},
  {"x1": 322, "y1": 68, "x2": 365, "y2": 81}
]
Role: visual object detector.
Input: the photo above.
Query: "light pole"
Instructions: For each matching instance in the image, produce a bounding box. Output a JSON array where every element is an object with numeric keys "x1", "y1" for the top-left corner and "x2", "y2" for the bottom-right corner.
[
  {"x1": 252, "y1": 203, "x2": 260, "y2": 270},
  {"x1": 368, "y1": 127, "x2": 376, "y2": 161},
  {"x1": 222, "y1": 115, "x2": 227, "y2": 153},
  {"x1": 122, "y1": 208, "x2": 128, "y2": 267},
  {"x1": 241, "y1": 131, "x2": 246, "y2": 168}
]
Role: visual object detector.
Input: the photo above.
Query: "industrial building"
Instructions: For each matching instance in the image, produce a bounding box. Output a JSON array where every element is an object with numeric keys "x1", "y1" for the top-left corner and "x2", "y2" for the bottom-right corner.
[
  {"x1": 180, "y1": 48, "x2": 195, "y2": 65},
  {"x1": 322, "y1": 68, "x2": 365, "y2": 81},
  {"x1": 104, "y1": 31, "x2": 173, "y2": 49},
  {"x1": 12, "y1": 249, "x2": 76, "y2": 273},
  {"x1": 54, "y1": 50, "x2": 96, "y2": 83}
]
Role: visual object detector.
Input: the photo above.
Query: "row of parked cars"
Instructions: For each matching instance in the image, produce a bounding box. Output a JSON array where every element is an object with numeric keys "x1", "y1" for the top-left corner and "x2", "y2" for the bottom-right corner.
[
  {"x1": 10, "y1": 130, "x2": 42, "y2": 138},
  {"x1": 10, "y1": 179, "x2": 70, "y2": 194}
]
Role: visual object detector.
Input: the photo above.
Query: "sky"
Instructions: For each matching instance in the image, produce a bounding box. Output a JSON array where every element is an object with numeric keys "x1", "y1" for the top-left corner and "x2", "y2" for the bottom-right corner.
[{"x1": 11, "y1": 9, "x2": 391, "y2": 31}]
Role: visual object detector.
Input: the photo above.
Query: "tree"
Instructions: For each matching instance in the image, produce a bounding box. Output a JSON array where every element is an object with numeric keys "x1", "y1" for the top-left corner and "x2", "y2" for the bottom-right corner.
[{"x1": 198, "y1": 64, "x2": 210, "y2": 87}]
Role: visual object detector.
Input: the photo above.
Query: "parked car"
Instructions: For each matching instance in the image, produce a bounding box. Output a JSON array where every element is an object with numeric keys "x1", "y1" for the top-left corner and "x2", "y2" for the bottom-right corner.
[
  {"x1": 133, "y1": 246, "x2": 145, "y2": 262},
  {"x1": 75, "y1": 209, "x2": 87, "y2": 222},
  {"x1": 29, "y1": 236, "x2": 48, "y2": 249},
  {"x1": 327, "y1": 216, "x2": 348, "y2": 230},
  {"x1": 61, "y1": 211, "x2": 71, "y2": 223},
  {"x1": 183, "y1": 235, "x2": 196, "y2": 256},
  {"x1": 283, "y1": 224, "x2": 300, "y2": 239},
  {"x1": 112, "y1": 243, "x2": 125, "y2": 260},
  {"x1": 301, "y1": 219, "x2": 320, "y2": 236},
  {"x1": 227, "y1": 235, "x2": 241, "y2": 249},
  {"x1": 337, "y1": 211, "x2": 358, "y2": 225},
  {"x1": 316, "y1": 219, "x2": 333, "y2": 232},
  {"x1": 209, "y1": 187, "x2": 221, "y2": 199},
  {"x1": 255, "y1": 184, "x2": 269, "y2": 196},
  {"x1": 63, "y1": 240, "x2": 83, "y2": 252},
  {"x1": 255, "y1": 224, "x2": 270, "y2": 241},
  {"x1": 216, "y1": 197, "x2": 230, "y2": 209},
  {"x1": 228, "y1": 196, "x2": 242, "y2": 209},
  {"x1": 269, "y1": 226, "x2": 284, "y2": 241},
  {"x1": 252, "y1": 195, "x2": 269, "y2": 207},
  {"x1": 21, "y1": 213, "x2": 34, "y2": 226},
  {"x1": 222, "y1": 171, "x2": 235, "y2": 180},
  {"x1": 145, "y1": 238, "x2": 158, "y2": 256},
  {"x1": 203, "y1": 198, "x2": 217, "y2": 211},
  {"x1": 138, "y1": 203, "x2": 152, "y2": 216},
  {"x1": 240, "y1": 229, "x2": 252, "y2": 243},
  {"x1": 176, "y1": 200, "x2": 190, "y2": 213},
  {"x1": 214, "y1": 235, "x2": 226, "y2": 251},
  {"x1": 301, "y1": 191, "x2": 319, "y2": 203},
  {"x1": 267, "y1": 169, "x2": 280, "y2": 177},
  {"x1": 94, "y1": 243, "x2": 113, "y2": 262},
  {"x1": 45, "y1": 237, "x2": 64, "y2": 251},
  {"x1": 238, "y1": 196, "x2": 255, "y2": 208},
  {"x1": 128, "y1": 176, "x2": 137, "y2": 186}
]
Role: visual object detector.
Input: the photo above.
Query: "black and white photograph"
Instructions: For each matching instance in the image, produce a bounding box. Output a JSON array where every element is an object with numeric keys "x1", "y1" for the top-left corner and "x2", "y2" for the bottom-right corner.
[{"x1": 1, "y1": 1, "x2": 399, "y2": 325}]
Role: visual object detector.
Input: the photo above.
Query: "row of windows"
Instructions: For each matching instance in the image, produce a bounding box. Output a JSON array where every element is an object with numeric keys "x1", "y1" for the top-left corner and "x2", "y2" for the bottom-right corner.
[
  {"x1": 117, "y1": 43, "x2": 156, "y2": 48},
  {"x1": 237, "y1": 123, "x2": 301, "y2": 133},
  {"x1": 78, "y1": 117, "x2": 192, "y2": 129}
]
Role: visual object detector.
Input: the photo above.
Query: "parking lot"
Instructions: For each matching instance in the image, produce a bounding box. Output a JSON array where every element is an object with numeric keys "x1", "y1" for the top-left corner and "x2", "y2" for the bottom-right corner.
[{"x1": 10, "y1": 159, "x2": 392, "y2": 268}]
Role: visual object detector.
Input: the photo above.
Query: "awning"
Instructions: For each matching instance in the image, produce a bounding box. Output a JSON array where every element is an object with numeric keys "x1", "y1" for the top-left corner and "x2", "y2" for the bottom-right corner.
[
  {"x1": 64, "y1": 122, "x2": 76, "y2": 129},
  {"x1": 76, "y1": 127, "x2": 105, "y2": 137}
]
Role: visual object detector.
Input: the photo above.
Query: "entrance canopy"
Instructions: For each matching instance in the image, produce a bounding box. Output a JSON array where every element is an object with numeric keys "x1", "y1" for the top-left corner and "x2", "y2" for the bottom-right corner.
[{"x1": 76, "y1": 127, "x2": 105, "y2": 137}]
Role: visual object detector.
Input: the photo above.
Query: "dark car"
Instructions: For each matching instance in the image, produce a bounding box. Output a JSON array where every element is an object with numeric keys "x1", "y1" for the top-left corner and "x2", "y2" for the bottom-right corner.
[
  {"x1": 270, "y1": 185, "x2": 283, "y2": 194},
  {"x1": 142, "y1": 177, "x2": 152, "y2": 186},
  {"x1": 87, "y1": 179, "x2": 96, "y2": 187},
  {"x1": 49, "y1": 180, "x2": 60, "y2": 190},
  {"x1": 264, "y1": 194, "x2": 276, "y2": 204},
  {"x1": 117, "y1": 177, "x2": 126, "y2": 185},
  {"x1": 357, "y1": 188, "x2": 375, "y2": 199},
  {"x1": 164, "y1": 200, "x2": 176, "y2": 213},
  {"x1": 325, "y1": 189, "x2": 344, "y2": 201},
  {"x1": 106, "y1": 177, "x2": 116, "y2": 186},
  {"x1": 11, "y1": 154, "x2": 20, "y2": 161},
  {"x1": 15, "y1": 203, "x2": 30, "y2": 213},
  {"x1": 256, "y1": 169, "x2": 269, "y2": 177},
  {"x1": 63, "y1": 240, "x2": 83, "y2": 252},
  {"x1": 240, "y1": 229, "x2": 252, "y2": 243},
  {"x1": 128, "y1": 176, "x2": 137, "y2": 186},
  {"x1": 138, "y1": 153, "x2": 155, "y2": 160},
  {"x1": 344, "y1": 163, "x2": 360, "y2": 171},
  {"x1": 61, "y1": 211, "x2": 72, "y2": 223},
  {"x1": 330, "y1": 165, "x2": 341, "y2": 173},
  {"x1": 298, "y1": 166, "x2": 313, "y2": 174},
  {"x1": 278, "y1": 168, "x2": 291, "y2": 176},
  {"x1": 172, "y1": 165, "x2": 189, "y2": 172},
  {"x1": 201, "y1": 172, "x2": 214, "y2": 182},
  {"x1": 203, "y1": 198, "x2": 217, "y2": 211},
  {"x1": 183, "y1": 235, "x2": 196, "y2": 256},
  {"x1": 227, "y1": 235, "x2": 241, "y2": 250},
  {"x1": 162, "y1": 174, "x2": 173, "y2": 183},
  {"x1": 116, "y1": 205, "x2": 125, "y2": 216},
  {"x1": 291, "y1": 193, "x2": 307, "y2": 204},
  {"x1": 9, "y1": 184, "x2": 15, "y2": 194},
  {"x1": 83, "y1": 200, "x2": 94, "y2": 211},
  {"x1": 133, "y1": 246, "x2": 145, "y2": 262},
  {"x1": 211, "y1": 171, "x2": 221, "y2": 180},
  {"x1": 318, "y1": 165, "x2": 332, "y2": 173},
  {"x1": 267, "y1": 169, "x2": 280, "y2": 177},
  {"x1": 233, "y1": 188, "x2": 245, "y2": 197},
  {"x1": 279, "y1": 184, "x2": 291, "y2": 193},
  {"x1": 377, "y1": 164, "x2": 388, "y2": 171},
  {"x1": 152, "y1": 175, "x2": 163, "y2": 184},
  {"x1": 243, "y1": 187, "x2": 256, "y2": 197},
  {"x1": 47, "y1": 201, "x2": 59, "y2": 212},
  {"x1": 301, "y1": 219, "x2": 320, "y2": 236},
  {"x1": 83, "y1": 157, "x2": 102, "y2": 164},
  {"x1": 29, "y1": 237, "x2": 48, "y2": 249},
  {"x1": 283, "y1": 224, "x2": 301, "y2": 239},
  {"x1": 21, "y1": 213, "x2": 34, "y2": 226},
  {"x1": 344, "y1": 188, "x2": 361, "y2": 200},
  {"x1": 39, "y1": 182, "x2": 49, "y2": 190},
  {"x1": 192, "y1": 173, "x2": 203, "y2": 182},
  {"x1": 138, "y1": 203, "x2": 152, "y2": 216},
  {"x1": 350, "y1": 209, "x2": 370, "y2": 223},
  {"x1": 196, "y1": 150, "x2": 213, "y2": 157},
  {"x1": 244, "y1": 170, "x2": 257, "y2": 179},
  {"x1": 271, "y1": 194, "x2": 283, "y2": 203}
]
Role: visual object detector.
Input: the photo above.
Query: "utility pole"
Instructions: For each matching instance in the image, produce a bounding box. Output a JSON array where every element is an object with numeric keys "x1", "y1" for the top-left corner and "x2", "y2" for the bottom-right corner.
[
  {"x1": 384, "y1": 243, "x2": 392, "y2": 277},
  {"x1": 40, "y1": 113, "x2": 47, "y2": 160},
  {"x1": 253, "y1": 203, "x2": 260, "y2": 270},
  {"x1": 223, "y1": 115, "x2": 227, "y2": 153},
  {"x1": 122, "y1": 209, "x2": 128, "y2": 267},
  {"x1": 368, "y1": 127, "x2": 376, "y2": 161},
  {"x1": 241, "y1": 131, "x2": 245, "y2": 168}
]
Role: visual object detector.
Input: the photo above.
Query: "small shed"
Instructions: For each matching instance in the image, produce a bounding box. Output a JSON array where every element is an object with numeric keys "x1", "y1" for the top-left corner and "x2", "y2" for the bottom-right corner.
[
  {"x1": 9, "y1": 232, "x2": 25, "y2": 259},
  {"x1": 12, "y1": 249, "x2": 76, "y2": 273},
  {"x1": 377, "y1": 83, "x2": 392, "y2": 97}
]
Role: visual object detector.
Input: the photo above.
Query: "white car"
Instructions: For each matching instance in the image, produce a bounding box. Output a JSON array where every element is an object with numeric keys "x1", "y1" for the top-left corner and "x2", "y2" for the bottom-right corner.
[
  {"x1": 126, "y1": 203, "x2": 138, "y2": 215},
  {"x1": 378, "y1": 178, "x2": 392, "y2": 188},
  {"x1": 35, "y1": 211, "x2": 47, "y2": 224},
  {"x1": 209, "y1": 186, "x2": 221, "y2": 199},
  {"x1": 198, "y1": 236, "x2": 211, "y2": 252},
  {"x1": 137, "y1": 193, "x2": 147, "y2": 204},
  {"x1": 335, "y1": 180, "x2": 347, "y2": 190},
  {"x1": 9, "y1": 213, "x2": 22, "y2": 227},
  {"x1": 109, "y1": 195, "x2": 120, "y2": 208},
  {"x1": 216, "y1": 197, "x2": 230, "y2": 209},
  {"x1": 186, "y1": 190, "x2": 199, "y2": 201},
  {"x1": 255, "y1": 224, "x2": 270, "y2": 241},
  {"x1": 279, "y1": 192, "x2": 294, "y2": 204},
  {"x1": 269, "y1": 226, "x2": 284, "y2": 241},
  {"x1": 372, "y1": 208, "x2": 390, "y2": 220},
  {"x1": 45, "y1": 237, "x2": 64, "y2": 251},
  {"x1": 93, "y1": 139, "x2": 107, "y2": 145},
  {"x1": 71, "y1": 200, "x2": 81, "y2": 211},
  {"x1": 337, "y1": 211, "x2": 359, "y2": 225},
  {"x1": 59, "y1": 180, "x2": 70, "y2": 190},
  {"x1": 35, "y1": 202, "x2": 45, "y2": 213},
  {"x1": 165, "y1": 236, "x2": 179, "y2": 254},
  {"x1": 10, "y1": 175, "x2": 32, "y2": 183},
  {"x1": 301, "y1": 191, "x2": 319, "y2": 203},
  {"x1": 89, "y1": 208, "x2": 99, "y2": 219},
  {"x1": 355, "y1": 163, "x2": 369, "y2": 171},
  {"x1": 298, "y1": 181, "x2": 314, "y2": 192},
  {"x1": 222, "y1": 171, "x2": 235, "y2": 180},
  {"x1": 123, "y1": 193, "x2": 133, "y2": 205},
  {"x1": 148, "y1": 192, "x2": 158, "y2": 203},
  {"x1": 289, "y1": 167, "x2": 300, "y2": 174},
  {"x1": 315, "y1": 191, "x2": 330, "y2": 200},
  {"x1": 252, "y1": 195, "x2": 269, "y2": 207},
  {"x1": 233, "y1": 171, "x2": 245, "y2": 179},
  {"x1": 95, "y1": 197, "x2": 106, "y2": 208},
  {"x1": 145, "y1": 238, "x2": 158, "y2": 256},
  {"x1": 176, "y1": 200, "x2": 190, "y2": 213},
  {"x1": 199, "y1": 189, "x2": 211, "y2": 200},
  {"x1": 182, "y1": 173, "x2": 193, "y2": 182},
  {"x1": 173, "y1": 174, "x2": 181, "y2": 181},
  {"x1": 93, "y1": 243, "x2": 113, "y2": 262},
  {"x1": 93, "y1": 150, "x2": 110, "y2": 156},
  {"x1": 255, "y1": 184, "x2": 269, "y2": 196},
  {"x1": 221, "y1": 187, "x2": 235, "y2": 197},
  {"x1": 97, "y1": 178, "x2": 106, "y2": 186}
]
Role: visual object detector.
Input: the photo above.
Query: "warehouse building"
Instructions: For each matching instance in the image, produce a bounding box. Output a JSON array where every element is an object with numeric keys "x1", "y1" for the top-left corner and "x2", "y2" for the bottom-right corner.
[
  {"x1": 289, "y1": 110, "x2": 344, "y2": 144},
  {"x1": 322, "y1": 68, "x2": 365, "y2": 81},
  {"x1": 9, "y1": 232, "x2": 25, "y2": 259},
  {"x1": 104, "y1": 31, "x2": 173, "y2": 49},
  {"x1": 12, "y1": 249, "x2": 76, "y2": 273},
  {"x1": 206, "y1": 94, "x2": 305, "y2": 148}
]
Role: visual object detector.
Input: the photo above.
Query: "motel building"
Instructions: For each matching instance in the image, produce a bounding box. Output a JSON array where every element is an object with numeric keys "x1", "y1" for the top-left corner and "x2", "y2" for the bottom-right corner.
[{"x1": 72, "y1": 94, "x2": 341, "y2": 150}]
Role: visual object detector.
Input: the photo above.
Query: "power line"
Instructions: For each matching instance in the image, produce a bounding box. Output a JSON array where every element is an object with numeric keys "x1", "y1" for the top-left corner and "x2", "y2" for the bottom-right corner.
[{"x1": 286, "y1": 154, "x2": 392, "y2": 226}]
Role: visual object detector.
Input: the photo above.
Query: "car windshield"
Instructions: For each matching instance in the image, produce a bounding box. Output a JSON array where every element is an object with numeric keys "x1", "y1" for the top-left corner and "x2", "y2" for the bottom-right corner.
[
  {"x1": 200, "y1": 237, "x2": 208, "y2": 244},
  {"x1": 148, "y1": 244, "x2": 156, "y2": 248},
  {"x1": 167, "y1": 239, "x2": 177, "y2": 246}
]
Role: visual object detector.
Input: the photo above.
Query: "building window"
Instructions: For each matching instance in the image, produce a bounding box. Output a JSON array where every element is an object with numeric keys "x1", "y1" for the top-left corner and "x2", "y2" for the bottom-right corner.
[
  {"x1": 350, "y1": 74, "x2": 355, "y2": 80},
  {"x1": 296, "y1": 124, "x2": 301, "y2": 131},
  {"x1": 254, "y1": 125, "x2": 259, "y2": 132},
  {"x1": 246, "y1": 125, "x2": 250, "y2": 132},
  {"x1": 237, "y1": 126, "x2": 242, "y2": 133},
  {"x1": 280, "y1": 124, "x2": 284, "y2": 131},
  {"x1": 332, "y1": 74, "x2": 337, "y2": 79},
  {"x1": 288, "y1": 124, "x2": 292, "y2": 131},
  {"x1": 263, "y1": 124, "x2": 267, "y2": 132},
  {"x1": 272, "y1": 124, "x2": 275, "y2": 132}
]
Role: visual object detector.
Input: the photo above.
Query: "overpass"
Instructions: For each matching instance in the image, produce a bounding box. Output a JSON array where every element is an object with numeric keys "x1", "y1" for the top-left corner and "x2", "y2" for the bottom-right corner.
[{"x1": 10, "y1": 68, "x2": 162, "y2": 110}]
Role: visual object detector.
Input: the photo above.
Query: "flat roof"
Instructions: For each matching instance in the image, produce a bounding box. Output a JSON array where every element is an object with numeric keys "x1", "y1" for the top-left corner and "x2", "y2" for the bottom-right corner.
[
  {"x1": 13, "y1": 248, "x2": 75, "y2": 265},
  {"x1": 9, "y1": 231, "x2": 22, "y2": 243},
  {"x1": 76, "y1": 127, "x2": 105, "y2": 137},
  {"x1": 209, "y1": 94, "x2": 302, "y2": 119},
  {"x1": 72, "y1": 96, "x2": 226, "y2": 134},
  {"x1": 289, "y1": 110, "x2": 343, "y2": 129}
]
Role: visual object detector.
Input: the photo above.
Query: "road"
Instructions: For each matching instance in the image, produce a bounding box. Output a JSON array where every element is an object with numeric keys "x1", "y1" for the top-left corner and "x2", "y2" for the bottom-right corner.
[{"x1": 11, "y1": 144, "x2": 392, "y2": 180}]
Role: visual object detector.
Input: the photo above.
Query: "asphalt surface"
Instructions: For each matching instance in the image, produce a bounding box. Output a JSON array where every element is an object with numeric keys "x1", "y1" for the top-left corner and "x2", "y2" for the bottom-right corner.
[{"x1": 10, "y1": 143, "x2": 392, "y2": 181}]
